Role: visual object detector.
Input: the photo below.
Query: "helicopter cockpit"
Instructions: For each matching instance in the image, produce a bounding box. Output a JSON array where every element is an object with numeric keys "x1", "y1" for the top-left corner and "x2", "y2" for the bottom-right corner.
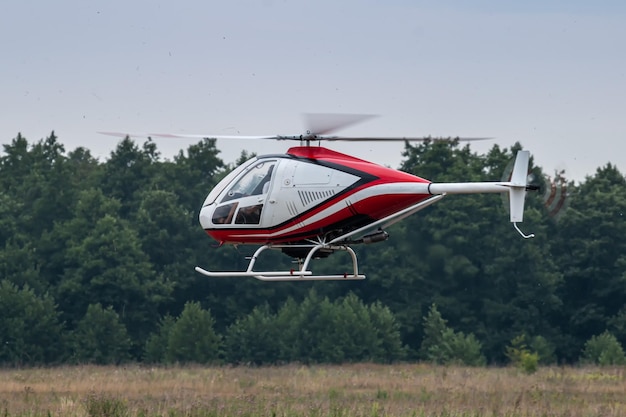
[{"x1": 208, "y1": 159, "x2": 276, "y2": 226}]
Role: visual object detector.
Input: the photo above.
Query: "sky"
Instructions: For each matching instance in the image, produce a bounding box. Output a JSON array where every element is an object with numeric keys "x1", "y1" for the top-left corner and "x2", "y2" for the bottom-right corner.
[{"x1": 2, "y1": 0, "x2": 625, "y2": 182}]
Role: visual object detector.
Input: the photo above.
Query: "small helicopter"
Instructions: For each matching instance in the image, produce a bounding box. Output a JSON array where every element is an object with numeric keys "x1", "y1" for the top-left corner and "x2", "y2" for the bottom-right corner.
[{"x1": 101, "y1": 114, "x2": 537, "y2": 281}]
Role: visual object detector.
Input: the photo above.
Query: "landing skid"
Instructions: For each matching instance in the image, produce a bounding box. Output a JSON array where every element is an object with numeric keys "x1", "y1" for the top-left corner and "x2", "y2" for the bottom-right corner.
[{"x1": 195, "y1": 243, "x2": 366, "y2": 281}]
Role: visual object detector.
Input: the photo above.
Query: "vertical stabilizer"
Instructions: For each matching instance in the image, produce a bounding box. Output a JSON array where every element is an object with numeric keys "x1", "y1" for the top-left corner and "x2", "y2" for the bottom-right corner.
[{"x1": 508, "y1": 150, "x2": 529, "y2": 223}]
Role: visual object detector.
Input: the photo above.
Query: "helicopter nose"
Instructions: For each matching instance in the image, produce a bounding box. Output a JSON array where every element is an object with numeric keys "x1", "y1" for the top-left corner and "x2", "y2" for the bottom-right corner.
[{"x1": 199, "y1": 204, "x2": 215, "y2": 229}]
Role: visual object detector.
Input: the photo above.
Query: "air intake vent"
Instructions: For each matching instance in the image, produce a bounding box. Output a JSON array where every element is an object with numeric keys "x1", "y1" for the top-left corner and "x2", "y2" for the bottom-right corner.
[
  {"x1": 286, "y1": 201, "x2": 299, "y2": 217},
  {"x1": 298, "y1": 189, "x2": 335, "y2": 206}
]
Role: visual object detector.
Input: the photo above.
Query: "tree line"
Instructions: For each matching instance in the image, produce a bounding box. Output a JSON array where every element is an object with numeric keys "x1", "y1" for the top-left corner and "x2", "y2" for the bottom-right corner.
[{"x1": 0, "y1": 132, "x2": 625, "y2": 367}]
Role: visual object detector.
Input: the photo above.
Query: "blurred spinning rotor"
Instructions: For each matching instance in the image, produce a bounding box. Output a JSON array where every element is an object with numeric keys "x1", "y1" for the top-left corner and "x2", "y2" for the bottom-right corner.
[{"x1": 502, "y1": 159, "x2": 570, "y2": 221}]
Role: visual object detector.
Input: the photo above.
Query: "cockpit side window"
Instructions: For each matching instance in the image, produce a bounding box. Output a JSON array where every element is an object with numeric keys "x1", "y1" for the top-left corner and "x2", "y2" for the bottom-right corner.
[
  {"x1": 221, "y1": 161, "x2": 275, "y2": 202},
  {"x1": 212, "y1": 202, "x2": 238, "y2": 224},
  {"x1": 235, "y1": 204, "x2": 263, "y2": 224}
]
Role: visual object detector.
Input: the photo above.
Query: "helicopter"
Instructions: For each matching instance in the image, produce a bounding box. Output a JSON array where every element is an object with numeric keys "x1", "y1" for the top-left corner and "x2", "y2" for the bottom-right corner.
[{"x1": 101, "y1": 114, "x2": 537, "y2": 281}]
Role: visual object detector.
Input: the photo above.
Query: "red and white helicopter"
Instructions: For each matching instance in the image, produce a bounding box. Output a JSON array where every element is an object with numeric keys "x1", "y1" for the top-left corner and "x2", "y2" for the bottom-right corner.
[{"x1": 102, "y1": 114, "x2": 537, "y2": 281}]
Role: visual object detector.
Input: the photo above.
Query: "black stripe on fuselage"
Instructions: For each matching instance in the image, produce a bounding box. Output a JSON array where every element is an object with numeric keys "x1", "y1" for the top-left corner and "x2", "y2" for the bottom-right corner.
[{"x1": 206, "y1": 213, "x2": 374, "y2": 243}]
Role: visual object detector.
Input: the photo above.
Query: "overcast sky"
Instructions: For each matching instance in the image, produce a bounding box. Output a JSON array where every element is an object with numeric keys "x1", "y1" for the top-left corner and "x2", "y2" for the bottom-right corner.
[{"x1": 2, "y1": 0, "x2": 625, "y2": 182}]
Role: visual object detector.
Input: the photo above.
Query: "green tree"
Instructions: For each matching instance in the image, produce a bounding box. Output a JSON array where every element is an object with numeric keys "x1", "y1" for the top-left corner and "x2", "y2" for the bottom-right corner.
[
  {"x1": 99, "y1": 137, "x2": 162, "y2": 218},
  {"x1": 272, "y1": 297, "x2": 304, "y2": 362},
  {"x1": 368, "y1": 301, "x2": 407, "y2": 362},
  {"x1": 223, "y1": 304, "x2": 285, "y2": 364},
  {"x1": 0, "y1": 133, "x2": 77, "y2": 238},
  {"x1": 133, "y1": 190, "x2": 195, "y2": 269},
  {"x1": 554, "y1": 164, "x2": 626, "y2": 361},
  {"x1": 379, "y1": 141, "x2": 564, "y2": 363},
  {"x1": 165, "y1": 302, "x2": 221, "y2": 364},
  {"x1": 290, "y1": 291, "x2": 346, "y2": 363},
  {"x1": 38, "y1": 188, "x2": 123, "y2": 289},
  {"x1": 0, "y1": 192, "x2": 23, "y2": 247},
  {"x1": 133, "y1": 189, "x2": 199, "y2": 316},
  {"x1": 169, "y1": 138, "x2": 226, "y2": 210},
  {"x1": 419, "y1": 304, "x2": 485, "y2": 366},
  {"x1": 580, "y1": 331, "x2": 626, "y2": 366},
  {"x1": 223, "y1": 291, "x2": 406, "y2": 365},
  {"x1": 335, "y1": 293, "x2": 406, "y2": 363},
  {"x1": 143, "y1": 315, "x2": 176, "y2": 363},
  {"x1": 0, "y1": 280, "x2": 64, "y2": 365},
  {"x1": 324, "y1": 293, "x2": 378, "y2": 362},
  {"x1": 0, "y1": 237, "x2": 43, "y2": 293},
  {"x1": 57, "y1": 214, "x2": 172, "y2": 350},
  {"x1": 288, "y1": 290, "x2": 406, "y2": 364},
  {"x1": 530, "y1": 335, "x2": 557, "y2": 365},
  {"x1": 71, "y1": 303, "x2": 131, "y2": 364},
  {"x1": 0, "y1": 133, "x2": 33, "y2": 194},
  {"x1": 506, "y1": 335, "x2": 539, "y2": 373}
]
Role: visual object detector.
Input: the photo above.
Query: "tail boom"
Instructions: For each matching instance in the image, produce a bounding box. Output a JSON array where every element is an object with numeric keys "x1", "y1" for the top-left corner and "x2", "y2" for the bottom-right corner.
[{"x1": 426, "y1": 150, "x2": 533, "y2": 237}]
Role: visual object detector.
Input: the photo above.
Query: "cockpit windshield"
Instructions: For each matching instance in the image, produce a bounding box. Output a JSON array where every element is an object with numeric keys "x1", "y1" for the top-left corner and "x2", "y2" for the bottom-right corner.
[
  {"x1": 202, "y1": 157, "x2": 258, "y2": 207},
  {"x1": 221, "y1": 160, "x2": 275, "y2": 202}
]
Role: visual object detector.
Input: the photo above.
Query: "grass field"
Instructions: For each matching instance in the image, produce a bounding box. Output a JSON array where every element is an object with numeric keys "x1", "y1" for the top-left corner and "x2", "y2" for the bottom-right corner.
[{"x1": 0, "y1": 364, "x2": 625, "y2": 416}]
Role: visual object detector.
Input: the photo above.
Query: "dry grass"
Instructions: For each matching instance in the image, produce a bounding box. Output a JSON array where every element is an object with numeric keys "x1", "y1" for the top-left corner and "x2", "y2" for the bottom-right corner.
[{"x1": 0, "y1": 364, "x2": 625, "y2": 416}]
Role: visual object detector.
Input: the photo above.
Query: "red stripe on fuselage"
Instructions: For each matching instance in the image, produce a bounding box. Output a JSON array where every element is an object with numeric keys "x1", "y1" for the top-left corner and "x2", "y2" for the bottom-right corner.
[{"x1": 205, "y1": 192, "x2": 430, "y2": 244}]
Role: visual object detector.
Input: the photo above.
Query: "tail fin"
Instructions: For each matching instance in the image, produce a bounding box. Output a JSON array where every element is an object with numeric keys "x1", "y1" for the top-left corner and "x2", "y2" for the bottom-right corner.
[
  {"x1": 509, "y1": 150, "x2": 529, "y2": 222},
  {"x1": 507, "y1": 150, "x2": 534, "y2": 238}
]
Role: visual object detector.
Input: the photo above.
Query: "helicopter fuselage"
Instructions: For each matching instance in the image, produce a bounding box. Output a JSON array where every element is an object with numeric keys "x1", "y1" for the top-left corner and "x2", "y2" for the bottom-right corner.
[{"x1": 198, "y1": 146, "x2": 431, "y2": 245}]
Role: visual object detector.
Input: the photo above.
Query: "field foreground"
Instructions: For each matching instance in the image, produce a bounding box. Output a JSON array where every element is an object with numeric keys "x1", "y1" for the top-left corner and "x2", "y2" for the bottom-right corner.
[{"x1": 0, "y1": 364, "x2": 625, "y2": 416}]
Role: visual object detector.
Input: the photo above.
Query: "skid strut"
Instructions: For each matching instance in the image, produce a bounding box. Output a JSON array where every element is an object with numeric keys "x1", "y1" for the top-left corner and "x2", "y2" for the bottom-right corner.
[{"x1": 195, "y1": 243, "x2": 366, "y2": 281}]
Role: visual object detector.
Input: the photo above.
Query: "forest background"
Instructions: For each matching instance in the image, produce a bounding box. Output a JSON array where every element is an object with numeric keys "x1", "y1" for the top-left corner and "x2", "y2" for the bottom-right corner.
[{"x1": 1, "y1": 132, "x2": 625, "y2": 367}]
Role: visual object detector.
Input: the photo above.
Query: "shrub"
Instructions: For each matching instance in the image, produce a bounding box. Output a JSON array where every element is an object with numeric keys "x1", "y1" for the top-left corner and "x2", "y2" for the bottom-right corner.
[
  {"x1": 165, "y1": 302, "x2": 221, "y2": 364},
  {"x1": 581, "y1": 331, "x2": 626, "y2": 366},
  {"x1": 368, "y1": 301, "x2": 407, "y2": 362},
  {"x1": 419, "y1": 304, "x2": 485, "y2": 366},
  {"x1": 143, "y1": 302, "x2": 221, "y2": 364},
  {"x1": 529, "y1": 335, "x2": 556, "y2": 365},
  {"x1": 223, "y1": 304, "x2": 284, "y2": 364},
  {"x1": 223, "y1": 291, "x2": 406, "y2": 365},
  {"x1": 143, "y1": 315, "x2": 175, "y2": 363},
  {"x1": 506, "y1": 335, "x2": 539, "y2": 374}
]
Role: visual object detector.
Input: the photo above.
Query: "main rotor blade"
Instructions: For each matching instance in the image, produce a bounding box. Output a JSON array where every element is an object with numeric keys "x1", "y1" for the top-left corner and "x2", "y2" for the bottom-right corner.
[
  {"x1": 318, "y1": 136, "x2": 493, "y2": 142},
  {"x1": 98, "y1": 131, "x2": 281, "y2": 140},
  {"x1": 303, "y1": 113, "x2": 377, "y2": 135},
  {"x1": 99, "y1": 131, "x2": 492, "y2": 143}
]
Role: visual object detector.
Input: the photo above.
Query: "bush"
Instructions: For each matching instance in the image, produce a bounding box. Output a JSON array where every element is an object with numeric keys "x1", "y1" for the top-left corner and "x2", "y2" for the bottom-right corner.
[
  {"x1": 368, "y1": 301, "x2": 407, "y2": 362},
  {"x1": 223, "y1": 304, "x2": 285, "y2": 364},
  {"x1": 143, "y1": 315, "x2": 175, "y2": 363},
  {"x1": 143, "y1": 302, "x2": 221, "y2": 364},
  {"x1": 449, "y1": 331, "x2": 487, "y2": 366},
  {"x1": 506, "y1": 335, "x2": 539, "y2": 374},
  {"x1": 223, "y1": 290, "x2": 406, "y2": 365},
  {"x1": 519, "y1": 351, "x2": 539, "y2": 374},
  {"x1": 530, "y1": 335, "x2": 556, "y2": 365},
  {"x1": 581, "y1": 331, "x2": 626, "y2": 366},
  {"x1": 166, "y1": 302, "x2": 221, "y2": 364},
  {"x1": 419, "y1": 304, "x2": 485, "y2": 366}
]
